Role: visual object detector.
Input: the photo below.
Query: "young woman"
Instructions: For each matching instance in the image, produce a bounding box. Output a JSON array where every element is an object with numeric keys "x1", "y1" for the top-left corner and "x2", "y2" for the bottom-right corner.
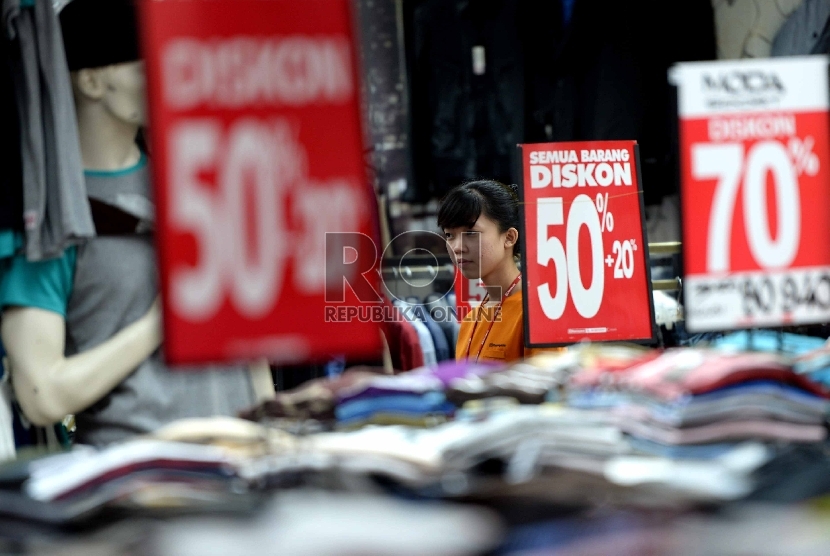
[{"x1": 438, "y1": 180, "x2": 561, "y2": 363}]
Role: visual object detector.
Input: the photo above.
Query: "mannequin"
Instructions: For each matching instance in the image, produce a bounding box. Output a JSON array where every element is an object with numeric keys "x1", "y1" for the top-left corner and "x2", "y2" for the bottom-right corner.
[
  {"x1": 72, "y1": 60, "x2": 146, "y2": 171},
  {"x1": 0, "y1": 0, "x2": 272, "y2": 445}
]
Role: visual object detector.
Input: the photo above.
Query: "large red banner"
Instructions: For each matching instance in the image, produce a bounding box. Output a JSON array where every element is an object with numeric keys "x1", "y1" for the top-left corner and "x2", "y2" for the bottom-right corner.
[
  {"x1": 139, "y1": 0, "x2": 382, "y2": 365},
  {"x1": 520, "y1": 141, "x2": 655, "y2": 346},
  {"x1": 677, "y1": 56, "x2": 830, "y2": 331}
]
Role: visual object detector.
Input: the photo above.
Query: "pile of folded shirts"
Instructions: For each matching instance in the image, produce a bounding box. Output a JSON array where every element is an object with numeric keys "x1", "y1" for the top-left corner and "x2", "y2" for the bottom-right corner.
[
  {"x1": 307, "y1": 404, "x2": 627, "y2": 486},
  {"x1": 568, "y1": 348, "x2": 830, "y2": 445},
  {"x1": 444, "y1": 351, "x2": 579, "y2": 406},
  {"x1": 336, "y1": 377, "x2": 453, "y2": 429},
  {"x1": 292, "y1": 403, "x2": 771, "y2": 504},
  {"x1": 440, "y1": 405, "x2": 629, "y2": 474},
  {"x1": 334, "y1": 361, "x2": 501, "y2": 428},
  {"x1": 0, "y1": 417, "x2": 299, "y2": 522},
  {"x1": 710, "y1": 330, "x2": 826, "y2": 356},
  {"x1": 238, "y1": 367, "x2": 387, "y2": 425},
  {"x1": 444, "y1": 344, "x2": 656, "y2": 408},
  {"x1": 793, "y1": 342, "x2": 830, "y2": 388},
  {"x1": 18, "y1": 439, "x2": 241, "y2": 512}
]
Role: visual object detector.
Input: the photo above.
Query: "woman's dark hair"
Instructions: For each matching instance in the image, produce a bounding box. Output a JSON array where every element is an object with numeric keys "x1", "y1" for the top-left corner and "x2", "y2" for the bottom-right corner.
[{"x1": 437, "y1": 180, "x2": 521, "y2": 255}]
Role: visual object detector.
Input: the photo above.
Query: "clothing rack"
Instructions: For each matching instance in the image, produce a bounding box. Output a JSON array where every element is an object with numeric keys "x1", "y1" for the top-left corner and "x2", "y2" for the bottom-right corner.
[
  {"x1": 648, "y1": 241, "x2": 681, "y2": 256},
  {"x1": 648, "y1": 241, "x2": 682, "y2": 292},
  {"x1": 380, "y1": 264, "x2": 456, "y2": 279}
]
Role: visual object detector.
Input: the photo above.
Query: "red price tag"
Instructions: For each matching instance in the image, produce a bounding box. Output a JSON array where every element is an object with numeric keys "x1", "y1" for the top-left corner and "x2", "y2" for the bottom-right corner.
[
  {"x1": 677, "y1": 56, "x2": 830, "y2": 331},
  {"x1": 140, "y1": 0, "x2": 382, "y2": 365},
  {"x1": 520, "y1": 141, "x2": 655, "y2": 346}
]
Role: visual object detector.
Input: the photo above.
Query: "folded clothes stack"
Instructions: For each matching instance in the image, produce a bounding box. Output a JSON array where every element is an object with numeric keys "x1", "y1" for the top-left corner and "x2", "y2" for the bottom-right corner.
[
  {"x1": 0, "y1": 438, "x2": 243, "y2": 524},
  {"x1": 793, "y1": 343, "x2": 830, "y2": 388},
  {"x1": 335, "y1": 360, "x2": 501, "y2": 428},
  {"x1": 0, "y1": 417, "x2": 297, "y2": 523},
  {"x1": 225, "y1": 342, "x2": 830, "y2": 506},
  {"x1": 442, "y1": 344, "x2": 657, "y2": 408},
  {"x1": 307, "y1": 404, "x2": 626, "y2": 487},
  {"x1": 300, "y1": 403, "x2": 772, "y2": 505},
  {"x1": 568, "y1": 348, "x2": 830, "y2": 446},
  {"x1": 445, "y1": 351, "x2": 579, "y2": 406},
  {"x1": 710, "y1": 330, "x2": 827, "y2": 356},
  {"x1": 238, "y1": 367, "x2": 386, "y2": 425}
]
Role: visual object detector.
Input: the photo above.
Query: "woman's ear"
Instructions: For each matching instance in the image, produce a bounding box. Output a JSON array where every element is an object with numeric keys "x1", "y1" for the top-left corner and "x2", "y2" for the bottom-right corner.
[
  {"x1": 504, "y1": 227, "x2": 519, "y2": 249},
  {"x1": 71, "y1": 68, "x2": 107, "y2": 101}
]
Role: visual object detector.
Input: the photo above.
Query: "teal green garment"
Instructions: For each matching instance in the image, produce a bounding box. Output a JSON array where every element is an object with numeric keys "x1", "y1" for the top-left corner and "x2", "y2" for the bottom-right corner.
[
  {"x1": 84, "y1": 152, "x2": 148, "y2": 177},
  {"x1": 0, "y1": 230, "x2": 23, "y2": 259},
  {"x1": 0, "y1": 153, "x2": 147, "y2": 317},
  {"x1": 0, "y1": 247, "x2": 77, "y2": 317}
]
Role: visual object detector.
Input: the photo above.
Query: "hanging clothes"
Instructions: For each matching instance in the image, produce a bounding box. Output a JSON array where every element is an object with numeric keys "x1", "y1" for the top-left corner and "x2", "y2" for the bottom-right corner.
[
  {"x1": 394, "y1": 299, "x2": 437, "y2": 367},
  {"x1": 407, "y1": 0, "x2": 524, "y2": 200},
  {"x1": 521, "y1": 0, "x2": 715, "y2": 206},
  {"x1": 560, "y1": 0, "x2": 575, "y2": 27},
  {"x1": 3, "y1": 0, "x2": 95, "y2": 261},
  {"x1": 379, "y1": 301, "x2": 425, "y2": 372},
  {"x1": 713, "y1": 0, "x2": 800, "y2": 59},
  {"x1": 424, "y1": 292, "x2": 460, "y2": 354},
  {"x1": 404, "y1": 297, "x2": 450, "y2": 362},
  {"x1": 771, "y1": 0, "x2": 830, "y2": 56},
  {"x1": 407, "y1": 0, "x2": 716, "y2": 206}
]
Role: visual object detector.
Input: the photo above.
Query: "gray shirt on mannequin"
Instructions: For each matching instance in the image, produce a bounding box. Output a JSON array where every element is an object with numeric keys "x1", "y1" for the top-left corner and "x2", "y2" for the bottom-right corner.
[{"x1": 67, "y1": 158, "x2": 254, "y2": 446}]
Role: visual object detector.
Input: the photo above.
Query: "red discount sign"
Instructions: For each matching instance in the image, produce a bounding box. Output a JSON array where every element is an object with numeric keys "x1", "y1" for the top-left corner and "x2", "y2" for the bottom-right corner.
[
  {"x1": 520, "y1": 141, "x2": 655, "y2": 346},
  {"x1": 454, "y1": 269, "x2": 487, "y2": 322},
  {"x1": 140, "y1": 0, "x2": 382, "y2": 365},
  {"x1": 677, "y1": 57, "x2": 830, "y2": 332}
]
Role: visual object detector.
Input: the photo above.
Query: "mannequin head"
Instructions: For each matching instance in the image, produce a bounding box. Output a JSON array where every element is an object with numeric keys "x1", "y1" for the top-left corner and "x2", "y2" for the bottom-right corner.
[
  {"x1": 61, "y1": 0, "x2": 144, "y2": 169},
  {"x1": 70, "y1": 61, "x2": 146, "y2": 128}
]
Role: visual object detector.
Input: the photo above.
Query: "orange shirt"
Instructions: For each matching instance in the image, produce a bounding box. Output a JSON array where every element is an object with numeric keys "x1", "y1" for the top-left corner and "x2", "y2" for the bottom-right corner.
[{"x1": 456, "y1": 291, "x2": 563, "y2": 363}]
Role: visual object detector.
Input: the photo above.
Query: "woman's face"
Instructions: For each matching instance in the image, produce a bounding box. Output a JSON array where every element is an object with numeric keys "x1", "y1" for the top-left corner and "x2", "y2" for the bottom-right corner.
[{"x1": 443, "y1": 214, "x2": 512, "y2": 281}]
